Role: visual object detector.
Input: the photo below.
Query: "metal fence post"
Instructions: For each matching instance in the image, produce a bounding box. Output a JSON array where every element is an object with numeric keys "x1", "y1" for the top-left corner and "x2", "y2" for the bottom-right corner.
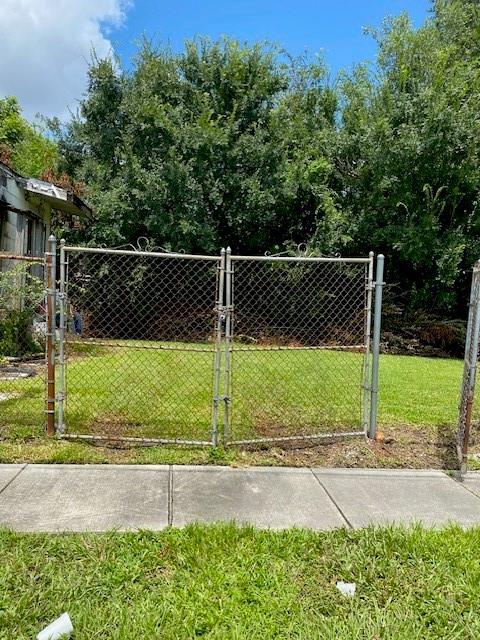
[
  {"x1": 57, "y1": 239, "x2": 66, "y2": 435},
  {"x1": 368, "y1": 254, "x2": 384, "y2": 440},
  {"x1": 45, "y1": 235, "x2": 57, "y2": 436},
  {"x1": 458, "y1": 261, "x2": 480, "y2": 471},
  {"x1": 211, "y1": 248, "x2": 226, "y2": 445},
  {"x1": 223, "y1": 247, "x2": 232, "y2": 444},
  {"x1": 363, "y1": 251, "x2": 375, "y2": 433}
]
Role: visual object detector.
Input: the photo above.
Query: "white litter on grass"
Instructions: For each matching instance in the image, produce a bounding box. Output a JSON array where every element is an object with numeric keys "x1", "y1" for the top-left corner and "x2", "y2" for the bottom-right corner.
[
  {"x1": 336, "y1": 581, "x2": 356, "y2": 597},
  {"x1": 0, "y1": 392, "x2": 19, "y2": 401},
  {"x1": 37, "y1": 613, "x2": 73, "y2": 640}
]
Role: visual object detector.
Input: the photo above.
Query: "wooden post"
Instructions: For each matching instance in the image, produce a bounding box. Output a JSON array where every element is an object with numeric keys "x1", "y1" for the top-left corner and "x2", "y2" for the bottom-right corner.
[{"x1": 45, "y1": 235, "x2": 56, "y2": 436}]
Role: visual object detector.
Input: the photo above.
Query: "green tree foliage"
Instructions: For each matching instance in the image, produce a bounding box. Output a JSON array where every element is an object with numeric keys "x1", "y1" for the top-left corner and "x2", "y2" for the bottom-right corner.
[
  {"x1": 59, "y1": 40, "x2": 340, "y2": 254},
  {"x1": 60, "y1": 0, "x2": 480, "y2": 317},
  {"x1": 338, "y1": 0, "x2": 480, "y2": 313},
  {"x1": 0, "y1": 97, "x2": 58, "y2": 178}
]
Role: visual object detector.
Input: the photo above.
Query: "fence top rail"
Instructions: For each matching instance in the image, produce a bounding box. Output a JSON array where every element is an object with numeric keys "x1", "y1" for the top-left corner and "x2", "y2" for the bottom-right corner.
[
  {"x1": 230, "y1": 254, "x2": 372, "y2": 264},
  {"x1": 61, "y1": 245, "x2": 373, "y2": 264},
  {"x1": 0, "y1": 252, "x2": 44, "y2": 263},
  {"x1": 62, "y1": 245, "x2": 221, "y2": 262}
]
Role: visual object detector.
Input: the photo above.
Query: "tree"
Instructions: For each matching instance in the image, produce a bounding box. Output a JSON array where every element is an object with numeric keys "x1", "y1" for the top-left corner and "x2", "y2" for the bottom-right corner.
[
  {"x1": 59, "y1": 39, "x2": 340, "y2": 254},
  {"x1": 337, "y1": 0, "x2": 480, "y2": 314},
  {"x1": 0, "y1": 96, "x2": 58, "y2": 177},
  {"x1": 59, "y1": 1, "x2": 480, "y2": 320}
]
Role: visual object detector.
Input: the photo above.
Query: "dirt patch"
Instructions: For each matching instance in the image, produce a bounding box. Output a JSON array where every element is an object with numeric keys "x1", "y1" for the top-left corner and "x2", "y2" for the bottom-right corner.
[
  {"x1": 84, "y1": 413, "x2": 144, "y2": 443},
  {"x1": 0, "y1": 363, "x2": 41, "y2": 379},
  {"x1": 235, "y1": 423, "x2": 460, "y2": 469},
  {"x1": 2, "y1": 422, "x2": 470, "y2": 469},
  {"x1": 252, "y1": 413, "x2": 355, "y2": 441},
  {"x1": 75, "y1": 422, "x2": 462, "y2": 469}
]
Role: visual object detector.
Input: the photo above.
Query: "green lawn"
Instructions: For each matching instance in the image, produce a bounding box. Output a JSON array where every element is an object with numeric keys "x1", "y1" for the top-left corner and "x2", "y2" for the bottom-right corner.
[
  {"x1": 0, "y1": 342, "x2": 466, "y2": 442},
  {"x1": 1, "y1": 524, "x2": 479, "y2": 639}
]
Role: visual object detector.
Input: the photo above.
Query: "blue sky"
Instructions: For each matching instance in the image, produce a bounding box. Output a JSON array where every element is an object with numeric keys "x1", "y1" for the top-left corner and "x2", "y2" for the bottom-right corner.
[
  {"x1": 0, "y1": 0, "x2": 431, "y2": 120},
  {"x1": 111, "y1": 0, "x2": 431, "y2": 76}
]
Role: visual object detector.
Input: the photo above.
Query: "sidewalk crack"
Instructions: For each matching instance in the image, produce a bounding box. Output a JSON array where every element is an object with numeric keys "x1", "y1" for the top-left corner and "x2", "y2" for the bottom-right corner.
[
  {"x1": 0, "y1": 464, "x2": 27, "y2": 498},
  {"x1": 450, "y1": 473, "x2": 480, "y2": 502},
  {"x1": 310, "y1": 469, "x2": 353, "y2": 529}
]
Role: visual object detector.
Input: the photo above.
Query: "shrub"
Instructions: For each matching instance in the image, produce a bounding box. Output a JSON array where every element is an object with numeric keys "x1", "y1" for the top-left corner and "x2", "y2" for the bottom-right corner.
[{"x1": 0, "y1": 263, "x2": 44, "y2": 357}]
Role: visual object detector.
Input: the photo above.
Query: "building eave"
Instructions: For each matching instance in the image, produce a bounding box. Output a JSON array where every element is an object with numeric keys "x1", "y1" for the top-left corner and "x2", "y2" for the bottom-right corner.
[
  {"x1": 25, "y1": 178, "x2": 92, "y2": 217},
  {"x1": 0, "y1": 161, "x2": 92, "y2": 218}
]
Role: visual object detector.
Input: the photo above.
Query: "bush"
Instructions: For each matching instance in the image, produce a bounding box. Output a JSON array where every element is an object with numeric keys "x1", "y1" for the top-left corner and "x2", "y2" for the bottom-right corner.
[
  {"x1": 0, "y1": 309, "x2": 42, "y2": 357},
  {"x1": 0, "y1": 263, "x2": 44, "y2": 357}
]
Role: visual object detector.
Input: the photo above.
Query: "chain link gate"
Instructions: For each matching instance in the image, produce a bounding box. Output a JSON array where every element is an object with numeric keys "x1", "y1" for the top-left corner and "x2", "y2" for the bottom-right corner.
[
  {"x1": 222, "y1": 252, "x2": 377, "y2": 445},
  {"x1": 57, "y1": 244, "x2": 223, "y2": 445},
  {"x1": 55, "y1": 243, "x2": 382, "y2": 446}
]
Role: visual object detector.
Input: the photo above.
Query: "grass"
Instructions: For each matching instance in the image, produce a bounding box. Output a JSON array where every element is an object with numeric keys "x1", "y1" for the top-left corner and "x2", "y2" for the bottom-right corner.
[
  {"x1": 0, "y1": 342, "x2": 466, "y2": 438},
  {"x1": 0, "y1": 341, "x2": 475, "y2": 467},
  {"x1": 1, "y1": 523, "x2": 480, "y2": 638}
]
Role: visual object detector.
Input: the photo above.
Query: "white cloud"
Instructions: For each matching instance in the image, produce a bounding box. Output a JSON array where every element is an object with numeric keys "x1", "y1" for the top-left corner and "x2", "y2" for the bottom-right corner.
[{"x1": 0, "y1": 0, "x2": 131, "y2": 121}]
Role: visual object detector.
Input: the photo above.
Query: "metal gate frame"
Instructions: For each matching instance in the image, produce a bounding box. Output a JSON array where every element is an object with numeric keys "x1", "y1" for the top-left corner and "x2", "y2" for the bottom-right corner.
[
  {"x1": 220, "y1": 251, "x2": 384, "y2": 446},
  {"x1": 56, "y1": 242, "x2": 224, "y2": 446},
  {"x1": 50, "y1": 242, "x2": 384, "y2": 446}
]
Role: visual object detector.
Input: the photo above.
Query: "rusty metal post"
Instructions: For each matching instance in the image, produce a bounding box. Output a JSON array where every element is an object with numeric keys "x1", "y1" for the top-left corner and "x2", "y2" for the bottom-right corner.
[
  {"x1": 458, "y1": 260, "x2": 480, "y2": 471},
  {"x1": 45, "y1": 235, "x2": 56, "y2": 436}
]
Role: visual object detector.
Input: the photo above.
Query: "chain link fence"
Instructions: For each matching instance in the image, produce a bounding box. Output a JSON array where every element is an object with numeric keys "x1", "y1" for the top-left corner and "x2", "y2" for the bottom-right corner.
[
  {"x1": 2, "y1": 240, "x2": 480, "y2": 470},
  {"x1": 226, "y1": 255, "x2": 373, "y2": 444},
  {"x1": 0, "y1": 253, "x2": 47, "y2": 438},
  {"x1": 58, "y1": 245, "x2": 221, "y2": 444},
  {"x1": 54, "y1": 245, "x2": 377, "y2": 446}
]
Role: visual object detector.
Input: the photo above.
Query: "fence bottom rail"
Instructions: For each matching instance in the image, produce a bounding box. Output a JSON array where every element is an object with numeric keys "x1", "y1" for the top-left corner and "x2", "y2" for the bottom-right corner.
[{"x1": 60, "y1": 434, "x2": 215, "y2": 447}]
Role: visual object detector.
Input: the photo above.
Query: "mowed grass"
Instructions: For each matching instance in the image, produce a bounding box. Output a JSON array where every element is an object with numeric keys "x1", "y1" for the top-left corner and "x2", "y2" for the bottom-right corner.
[
  {"x1": 0, "y1": 342, "x2": 466, "y2": 441},
  {"x1": 1, "y1": 524, "x2": 480, "y2": 639}
]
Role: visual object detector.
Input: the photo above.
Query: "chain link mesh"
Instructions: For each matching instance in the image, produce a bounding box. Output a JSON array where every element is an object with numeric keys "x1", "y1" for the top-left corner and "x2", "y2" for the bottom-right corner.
[
  {"x1": 0, "y1": 255, "x2": 46, "y2": 438},
  {"x1": 61, "y1": 249, "x2": 220, "y2": 443},
  {"x1": 2, "y1": 243, "x2": 479, "y2": 458},
  {"x1": 59, "y1": 250, "x2": 371, "y2": 445},
  {"x1": 227, "y1": 257, "x2": 369, "y2": 442}
]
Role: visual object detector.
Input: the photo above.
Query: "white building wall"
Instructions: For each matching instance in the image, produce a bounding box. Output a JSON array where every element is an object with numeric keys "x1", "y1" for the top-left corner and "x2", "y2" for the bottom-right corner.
[{"x1": 1, "y1": 174, "x2": 51, "y2": 256}]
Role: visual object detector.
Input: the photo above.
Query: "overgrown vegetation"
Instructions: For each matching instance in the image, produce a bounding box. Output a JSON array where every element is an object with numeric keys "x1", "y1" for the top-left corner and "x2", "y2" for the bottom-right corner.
[
  {"x1": 1, "y1": 1, "x2": 477, "y2": 339},
  {"x1": 0, "y1": 96, "x2": 83, "y2": 195},
  {"x1": 0, "y1": 264, "x2": 44, "y2": 357},
  {"x1": 0, "y1": 96, "x2": 57, "y2": 178},
  {"x1": 2, "y1": 524, "x2": 480, "y2": 638}
]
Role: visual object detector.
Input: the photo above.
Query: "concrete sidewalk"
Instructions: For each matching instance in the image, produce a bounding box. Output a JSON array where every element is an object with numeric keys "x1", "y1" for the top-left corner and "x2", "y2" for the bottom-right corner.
[{"x1": 1, "y1": 464, "x2": 480, "y2": 532}]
